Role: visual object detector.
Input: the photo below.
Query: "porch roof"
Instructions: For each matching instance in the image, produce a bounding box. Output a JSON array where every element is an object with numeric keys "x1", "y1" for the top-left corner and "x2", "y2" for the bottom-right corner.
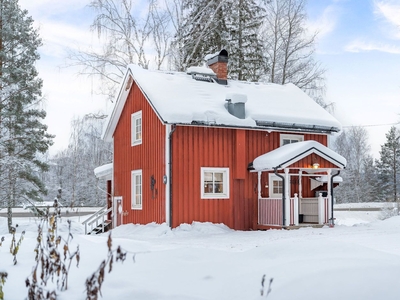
[
  {"x1": 94, "y1": 163, "x2": 113, "y2": 179},
  {"x1": 251, "y1": 141, "x2": 346, "y2": 172}
]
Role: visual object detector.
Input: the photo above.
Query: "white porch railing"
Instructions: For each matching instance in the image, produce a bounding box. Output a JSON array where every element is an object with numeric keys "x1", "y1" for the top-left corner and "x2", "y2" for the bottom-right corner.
[
  {"x1": 82, "y1": 206, "x2": 112, "y2": 234},
  {"x1": 259, "y1": 194, "x2": 330, "y2": 227},
  {"x1": 258, "y1": 198, "x2": 282, "y2": 226}
]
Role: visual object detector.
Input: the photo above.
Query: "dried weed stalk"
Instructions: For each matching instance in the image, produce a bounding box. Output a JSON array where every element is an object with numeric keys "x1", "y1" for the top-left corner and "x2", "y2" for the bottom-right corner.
[
  {"x1": 26, "y1": 204, "x2": 80, "y2": 300},
  {"x1": 260, "y1": 274, "x2": 273, "y2": 298},
  {"x1": 85, "y1": 233, "x2": 130, "y2": 300},
  {"x1": 0, "y1": 272, "x2": 8, "y2": 300},
  {"x1": 9, "y1": 226, "x2": 25, "y2": 265}
]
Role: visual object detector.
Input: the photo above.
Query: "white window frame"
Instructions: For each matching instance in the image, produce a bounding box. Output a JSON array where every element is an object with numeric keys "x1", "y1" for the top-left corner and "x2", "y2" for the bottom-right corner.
[
  {"x1": 280, "y1": 134, "x2": 304, "y2": 146},
  {"x1": 201, "y1": 167, "x2": 230, "y2": 199},
  {"x1": 131, "y1": 111, "x2": 142, "y2": 146},
  {"x1": 131, "y1": 170, "x2": 142, "y2": 209},
  {"x1": 269, "y1": 174, "x2": 283, "y2": 198}
]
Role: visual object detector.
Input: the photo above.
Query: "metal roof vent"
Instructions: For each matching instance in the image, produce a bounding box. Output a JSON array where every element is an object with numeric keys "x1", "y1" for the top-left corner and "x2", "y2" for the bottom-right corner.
[
  {"x1": 187, "y1": 66, "x2": 217, "y2": 83},
  {"x1": 225, "y1": 93, "x2": 247, "y2": 119}
]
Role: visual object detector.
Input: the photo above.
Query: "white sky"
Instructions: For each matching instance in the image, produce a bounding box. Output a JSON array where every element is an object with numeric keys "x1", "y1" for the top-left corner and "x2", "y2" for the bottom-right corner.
[{"x1": 19, "y1": 0, "x2": 400, "y2": 158}]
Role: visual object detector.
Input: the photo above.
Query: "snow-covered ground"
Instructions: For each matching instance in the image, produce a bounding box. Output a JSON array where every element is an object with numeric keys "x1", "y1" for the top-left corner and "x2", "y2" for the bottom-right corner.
[{"x1": 1, "y1": 204, "x2": 400, "y2": 300}]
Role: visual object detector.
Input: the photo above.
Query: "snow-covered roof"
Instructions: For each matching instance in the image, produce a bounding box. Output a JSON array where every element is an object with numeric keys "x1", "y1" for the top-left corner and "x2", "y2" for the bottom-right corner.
[
  {"x1": 103, "y1": 65, "x2": 342, "y2": 142},
  {"x1": 311, "y1": 176, "x2": 343, "y2": 190},
  {"x1": 94, "y1": 163, "x2": 113, "y2": 179},
  {"x1": 315, "y1": 175, "x2": 343, "y2": 183},
  {"x1": 187, "y1": 66, "x2": 216, "y2": 76},
  {"x1": 252, "y1": 141, "x2": 347, "y2": 171}
]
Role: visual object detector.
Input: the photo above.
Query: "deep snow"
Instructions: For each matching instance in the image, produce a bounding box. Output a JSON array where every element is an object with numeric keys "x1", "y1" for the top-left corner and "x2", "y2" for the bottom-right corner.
[{"x1": 1, "y1": 204, "x2": 400, "y2": 300}]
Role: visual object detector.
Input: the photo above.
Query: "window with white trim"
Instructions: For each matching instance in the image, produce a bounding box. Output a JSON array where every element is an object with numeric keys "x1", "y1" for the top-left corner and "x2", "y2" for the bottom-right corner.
[
  {"x1": 269, "y1": 174, "x2": 283, "y2": 198},
  {"x1": 201, "y1": 167, "x2": 229, "y2": 199},
  {"x1": 131, "y1": 170, "x2": 142, "y2": 209},
  {"x1": 280, "y1": 134, "x2": 304, "y2": 146},
  {"x1": 131, "y1": 111, "x2": 142, "y2": 146}
]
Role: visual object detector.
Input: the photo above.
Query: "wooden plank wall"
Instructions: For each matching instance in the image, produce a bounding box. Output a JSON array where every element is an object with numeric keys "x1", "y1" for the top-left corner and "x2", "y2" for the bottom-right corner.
[
  {"x1": 113, "y1": 81, "x2": 166, "y2": 225},
  {"x1": 171, "y1": 126, "x2": 235, "y2": 228},
  {"x1": 171, "y1": 126, "x2": 329, "y2": 230}
]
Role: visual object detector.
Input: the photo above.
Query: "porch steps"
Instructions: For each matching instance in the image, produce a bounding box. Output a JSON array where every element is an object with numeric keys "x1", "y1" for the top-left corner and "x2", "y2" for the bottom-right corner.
[
  {"x1": 257, "y1": 224, "x2": 325, "y2": 230},
  {"x1": 287, "y1": 224, "x2": 325, "y2": 230},
  {"x1": 88, "y1": 220, "x2": 112, "y2": 235},
  {"x1": 82, "y1": 205, "x2": 113, "y2": 234}
]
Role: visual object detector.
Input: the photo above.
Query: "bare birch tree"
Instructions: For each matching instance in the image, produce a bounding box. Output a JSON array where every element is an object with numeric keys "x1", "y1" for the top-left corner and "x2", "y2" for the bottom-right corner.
[
  {"x1": 334, "y1": 127, "x2": 377, "y2": 203},
  {"x1": 68, "y1": 0, "x2": 156, "y2": 100},
  {"x1": 46, "y1": 113, "x2": 112, "y2": 206},
  {"x1": 261, "y1": 0, "x2": 327, "y2": 106}
]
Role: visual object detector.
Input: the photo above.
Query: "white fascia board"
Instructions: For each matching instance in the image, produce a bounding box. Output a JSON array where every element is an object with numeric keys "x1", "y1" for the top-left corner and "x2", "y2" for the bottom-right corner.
[{"x1": 102, "y1": 69, "x2": 134, "y2": 142}]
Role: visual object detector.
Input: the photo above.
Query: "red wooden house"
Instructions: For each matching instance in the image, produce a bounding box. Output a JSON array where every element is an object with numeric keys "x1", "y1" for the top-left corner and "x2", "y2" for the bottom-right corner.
[{"x1": 94, "y1": 50, "x2": 346, "y2": 232}]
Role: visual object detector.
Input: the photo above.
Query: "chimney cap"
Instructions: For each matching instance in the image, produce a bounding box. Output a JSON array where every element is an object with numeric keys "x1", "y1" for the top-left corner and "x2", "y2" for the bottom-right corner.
[{"x1": 204, "y1": 49, "x2": 228, "y2": 65}]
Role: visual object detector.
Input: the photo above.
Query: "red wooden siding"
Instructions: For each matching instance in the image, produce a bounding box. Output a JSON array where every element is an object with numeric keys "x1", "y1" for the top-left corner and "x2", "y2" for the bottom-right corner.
[
  {"x1": 287, "y1": 155, "x2": 339, "y2": 169},
  {"x1": 113, "y1": 81, "x2": 166, "y2": 225},
  {"x1": 171, "y1": 126, "x2": 235, "y2": 228},
  {"x1": 170, "y1": 125, "x2": 329, "y2": 230}
]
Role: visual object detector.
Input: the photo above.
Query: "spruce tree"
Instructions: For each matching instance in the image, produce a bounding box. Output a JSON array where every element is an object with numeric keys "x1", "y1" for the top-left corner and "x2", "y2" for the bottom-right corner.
[
  {"x1": 226, "y1": 0, "x2": 266, "y2": 81},
  {"x1": 177, "y1": 0, "x2": 229, "y2": 69},
  {"x1": 0, "y1": 0, "x2": 53, "y2": 232},
  {"x1": 174, "y1": 0, "x2": 266, "y2": 81},
  {"x1": 376, "y1": 126, "x2": 400, "y2": 202}
]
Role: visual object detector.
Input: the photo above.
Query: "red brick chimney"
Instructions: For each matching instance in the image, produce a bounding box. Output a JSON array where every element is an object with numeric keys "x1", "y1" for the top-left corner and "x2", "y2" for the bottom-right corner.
[{"x1": 205, "y1": 49, "x2": 228, "y2": 85}]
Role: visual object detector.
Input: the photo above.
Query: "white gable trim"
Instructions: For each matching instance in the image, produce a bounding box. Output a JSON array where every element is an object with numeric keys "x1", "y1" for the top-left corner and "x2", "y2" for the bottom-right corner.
[
  {"x1": 103, "y1": 68, "x2": 166, "y2": 142},
  {"x1": 252, "y1": 141, "x2": 347, "y2": 172}
]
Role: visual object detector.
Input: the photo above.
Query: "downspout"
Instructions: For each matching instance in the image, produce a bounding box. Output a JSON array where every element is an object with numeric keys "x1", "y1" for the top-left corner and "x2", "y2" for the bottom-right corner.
[
  {"x1": 168, "y1": 124, "x2": 176, "y2": 227},
  {"x1": 274, "y1": 167, "x2": 286, "y2": 228},
  {"x1": 330, "y1": 171, "x2": 340, "y2": 226}
]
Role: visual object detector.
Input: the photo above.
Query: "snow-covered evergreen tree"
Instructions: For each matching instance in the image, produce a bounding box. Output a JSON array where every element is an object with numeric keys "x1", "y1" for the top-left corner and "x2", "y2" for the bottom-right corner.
[
  {"x1": 226, "y1": 0, "x2": 266, "y2": 81},
  {"x1": 175, "y1": 0, "x2": 229, "y2": 69},
  {"x1": 0, "y1": 0, "x2": 53, "y2": 232},
  {"x1": 375, "y1": 126, "x2": 400, "y2": 202},
  {"x1": 173, "y1": 0, "x2": 266, "y2": 80}
]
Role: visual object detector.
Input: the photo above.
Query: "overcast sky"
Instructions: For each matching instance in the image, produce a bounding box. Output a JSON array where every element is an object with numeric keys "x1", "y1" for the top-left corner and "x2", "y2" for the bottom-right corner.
[{"x1": 19, "y1": 0, "x2": 400, "y2": 158}]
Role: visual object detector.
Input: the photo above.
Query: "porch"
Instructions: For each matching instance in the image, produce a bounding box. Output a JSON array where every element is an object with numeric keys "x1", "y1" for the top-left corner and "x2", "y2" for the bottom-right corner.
[
  {"x1": 258, "y1": 194, "x2": 331, "y2": 228},
  {"x1": 250, "y1": 141, "x2": 347, "y2": 229}
]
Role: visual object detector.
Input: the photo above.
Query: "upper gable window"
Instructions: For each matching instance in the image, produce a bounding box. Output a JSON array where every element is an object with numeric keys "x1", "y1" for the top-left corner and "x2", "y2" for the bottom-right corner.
[
  {"x1": 131, "y1": 111, "x2": 142, "y2": 146},
  {"x1": 280, "y1": 134, "x2": 304, "y2": 146}
]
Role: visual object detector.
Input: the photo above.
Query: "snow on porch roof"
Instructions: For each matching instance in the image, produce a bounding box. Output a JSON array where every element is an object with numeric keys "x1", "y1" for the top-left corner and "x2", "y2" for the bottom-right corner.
[
  {"x1": 94, "y1": 163, "x2": 113, "y2": 179},
  {"x1": 252, "y1": 141, "x2": 347, "y2": 172},
  {"x1": 103, "y1": 64, "x2": 342, "y2": 142}
]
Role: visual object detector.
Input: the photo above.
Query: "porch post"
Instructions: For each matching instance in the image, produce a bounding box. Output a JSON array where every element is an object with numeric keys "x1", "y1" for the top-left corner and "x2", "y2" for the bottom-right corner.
[
  {"x1": 318, "y1": 193, "x2": 324, "y2": 224},
  {"x1": 298, "y1": 170, "x2": 302, "y2": 199},
  {"x1": 284, "y1": 168, "x2": 290, "y2": 227},
  {"x1": 327, "y1": 169, "x2": 332, "y2": 226},
  {"x1": 293, "y1": 193, "x2": 299, "y2": 225},
  {"x1": 257, "y1": 171, "x2": 261, "y2": 199}
]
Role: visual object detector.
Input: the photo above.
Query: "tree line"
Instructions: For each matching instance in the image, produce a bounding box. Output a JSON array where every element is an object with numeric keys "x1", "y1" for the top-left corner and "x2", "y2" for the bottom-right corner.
[
  {"x1": 42, "y1": 114, "x2": 112, "y2": 207},
  {"x1": 70, "y1": 0, "x2": 328, "y2": 107},
  {"x1": 334, "y1": 126, "x2": 400, "y2": 203}
]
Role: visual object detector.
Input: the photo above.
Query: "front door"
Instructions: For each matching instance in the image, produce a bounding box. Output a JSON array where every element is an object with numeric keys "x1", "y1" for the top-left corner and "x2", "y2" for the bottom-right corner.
[{"x1": 113, "y1": 196, "x2": 123, "y2": 228}]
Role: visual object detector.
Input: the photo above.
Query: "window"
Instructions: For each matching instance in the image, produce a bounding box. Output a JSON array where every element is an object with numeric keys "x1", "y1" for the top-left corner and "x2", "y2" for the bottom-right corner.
[
  {"x1": 280, "y1": 134, "x2": 304, "y2": 146},
  {"x1": 131, "y1": 111, "x2": 142, "y2": 146},
  {"x1": 201, "y1": 167, "x2": 229, "y2": 199},
  {"x1": 269, "y1": 174, "x2": 283, "y2": 198},
  {"x1": 131, "y1": 170, "x2": 142, "y2": 209}
]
